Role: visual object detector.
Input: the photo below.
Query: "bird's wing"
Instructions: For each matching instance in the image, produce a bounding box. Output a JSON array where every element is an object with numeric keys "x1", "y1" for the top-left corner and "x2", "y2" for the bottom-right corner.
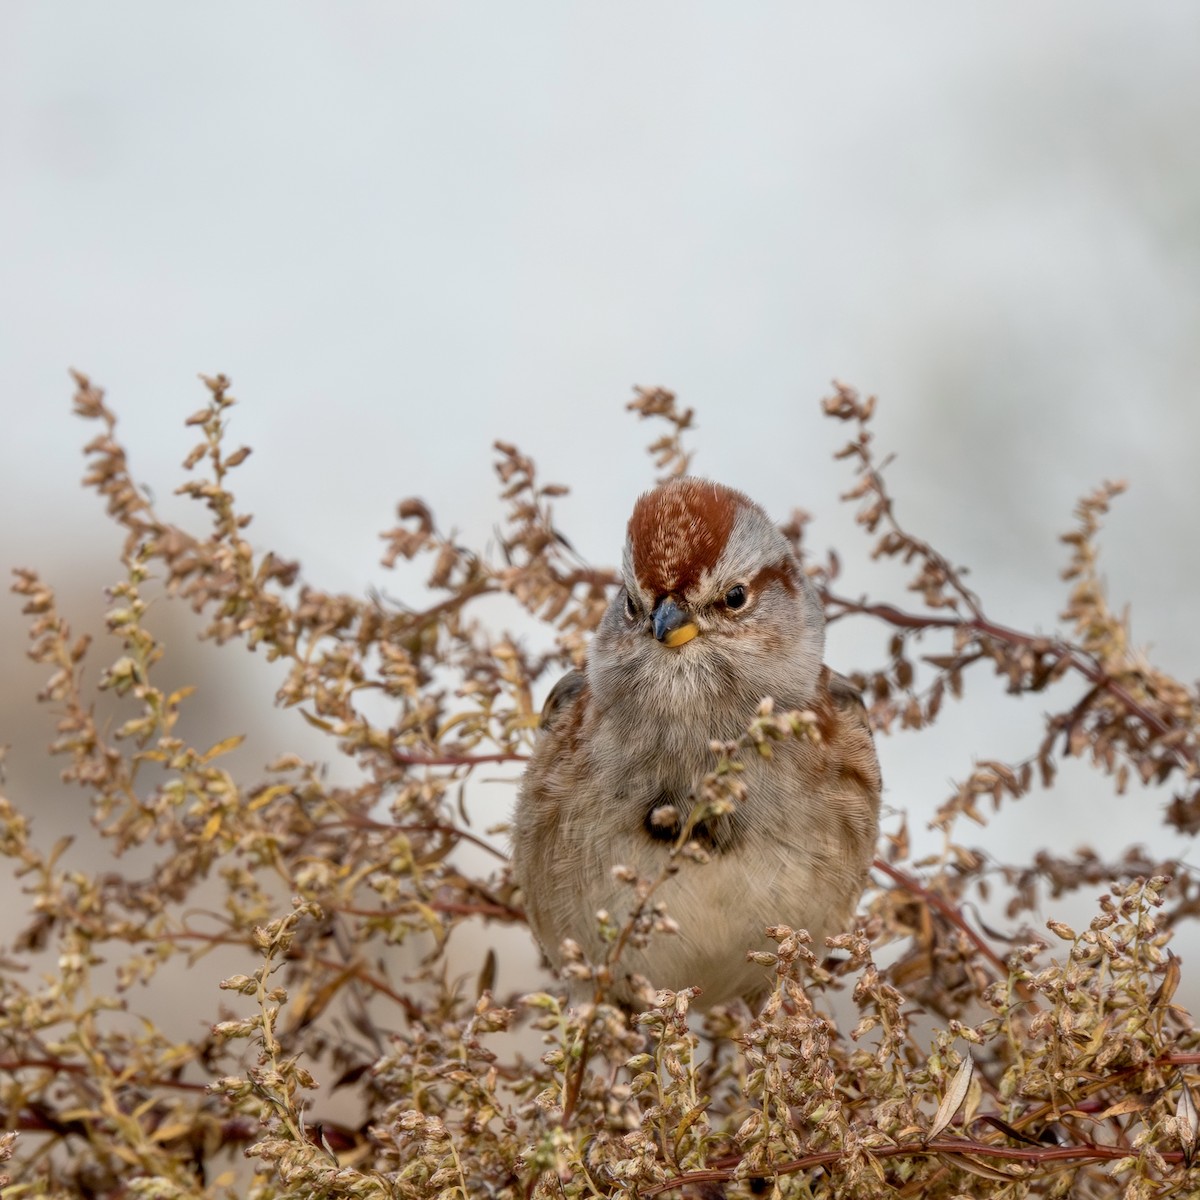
[
  {"x1": 539, "y1": 669, "x2": 588, "y2": 732},
  {"x1": 826, "y1": 669, "x2": 869, "y2": 719},
  {"x1": 821, "y1": 667, "x2": 882, "y2": 799}
]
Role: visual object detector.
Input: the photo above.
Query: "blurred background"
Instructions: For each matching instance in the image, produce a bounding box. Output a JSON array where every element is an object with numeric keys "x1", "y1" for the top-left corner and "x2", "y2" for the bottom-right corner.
[{"x1": 3, "y1": 3, "x2": 1200, "y2": 1018}]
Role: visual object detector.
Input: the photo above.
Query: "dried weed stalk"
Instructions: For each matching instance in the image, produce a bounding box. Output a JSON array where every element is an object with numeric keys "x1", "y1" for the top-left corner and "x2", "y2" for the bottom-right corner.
[{"x1": 1, "y1": 375, "x2": 1199, "y2": 1198}]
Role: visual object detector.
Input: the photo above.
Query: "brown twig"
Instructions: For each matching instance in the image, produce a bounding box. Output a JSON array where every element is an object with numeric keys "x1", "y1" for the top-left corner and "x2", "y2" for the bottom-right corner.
[
  {"x1": 873, "y1": 858, "x2": 1008, "y2": 977},
  {"x1": 824, "y1": 589, "x2": 1194, "y2": 773},
  {"x1": 389, "y1": 749, "x2": 528, "y2": 768},
  {"x1": 0, "y1": 1060, "x2": 211, "y2": 1094},
  {"x1": 647, "y1": 1135, "x2": 1190, "y2": 1195}
]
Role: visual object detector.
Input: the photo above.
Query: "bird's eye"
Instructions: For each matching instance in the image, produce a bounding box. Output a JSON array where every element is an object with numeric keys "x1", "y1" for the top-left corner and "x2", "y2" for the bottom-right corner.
[
  {"x1": 624, "y1": 591, "x2": 638, "y2": 621},
  {"x1": 724, "y1": 584, "x2": 747, "y2": 610}
]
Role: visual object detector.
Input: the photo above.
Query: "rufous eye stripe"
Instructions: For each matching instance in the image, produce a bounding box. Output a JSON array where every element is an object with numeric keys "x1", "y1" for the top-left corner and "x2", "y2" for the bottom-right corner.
[{"x1": 745, "y1": 558, "x2": 798, "y2": 597}]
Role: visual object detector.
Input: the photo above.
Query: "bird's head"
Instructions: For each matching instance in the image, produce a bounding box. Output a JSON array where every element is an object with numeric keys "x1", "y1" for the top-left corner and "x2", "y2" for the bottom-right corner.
[{"x1": 589, "y1": 478, "x2": 825, "y2": 721}]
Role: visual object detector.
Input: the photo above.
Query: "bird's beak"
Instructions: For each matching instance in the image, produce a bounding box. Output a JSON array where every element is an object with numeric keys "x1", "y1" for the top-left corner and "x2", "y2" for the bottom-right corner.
[{"x1": 652, "y1": 597, "x2": 699, "y2": 647}]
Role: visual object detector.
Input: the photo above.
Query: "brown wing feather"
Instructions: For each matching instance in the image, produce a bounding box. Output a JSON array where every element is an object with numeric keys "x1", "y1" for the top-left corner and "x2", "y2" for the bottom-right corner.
[
  {"x1": 539, "y1": 669, "x2": 587, "y2": 732},
  {"x1": 821, "y1": 667, "x2": 881, "y2": 795},
  {"x1": 826, "y1": 669, "x2": 872, "y2": 728}
]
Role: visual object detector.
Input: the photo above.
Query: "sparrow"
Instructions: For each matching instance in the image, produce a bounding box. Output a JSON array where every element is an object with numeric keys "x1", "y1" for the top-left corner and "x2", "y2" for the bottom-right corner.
[{"x1": 511, "y1": 478, "x2": 881, "y2": 1008}]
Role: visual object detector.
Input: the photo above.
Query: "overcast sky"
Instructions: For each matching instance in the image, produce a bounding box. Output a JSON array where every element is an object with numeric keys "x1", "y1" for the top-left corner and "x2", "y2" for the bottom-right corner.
[{"x1": 4, "y1": 4, "x2": 1200, "y2": 964}]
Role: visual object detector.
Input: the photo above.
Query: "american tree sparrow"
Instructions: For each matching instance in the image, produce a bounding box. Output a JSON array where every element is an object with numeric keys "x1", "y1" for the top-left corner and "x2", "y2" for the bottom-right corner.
[{"x1": 512, "y1": 478, "x2": 880, "y2": 1007}]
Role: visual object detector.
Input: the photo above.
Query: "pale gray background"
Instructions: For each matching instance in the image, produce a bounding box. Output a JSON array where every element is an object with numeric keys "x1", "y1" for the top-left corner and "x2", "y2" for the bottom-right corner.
[{"x1": 3, "y1": 3, "x2": 1200, "y2": 1002}]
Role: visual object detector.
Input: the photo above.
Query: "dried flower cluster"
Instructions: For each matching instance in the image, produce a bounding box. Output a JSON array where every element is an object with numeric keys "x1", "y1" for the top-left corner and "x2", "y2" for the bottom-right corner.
[{"x1": 2, "y1": 373, "x2": 1199, "y2": 1198}]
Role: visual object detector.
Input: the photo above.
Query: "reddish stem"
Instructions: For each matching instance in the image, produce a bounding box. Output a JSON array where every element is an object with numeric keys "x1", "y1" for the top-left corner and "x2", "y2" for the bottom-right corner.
[
  {"x1": 648, "y1": 1135, "x2": 1189, "y2": 1195},
  {"x1": 873, "y1": 858, "x2": 1008, "y2": 976},
  {"x1": 824, "y1": 590, "x2": 1192, "y2": 771},
  {"x1": 389, "y1": 749, "x2": 527, "y2": 767}
]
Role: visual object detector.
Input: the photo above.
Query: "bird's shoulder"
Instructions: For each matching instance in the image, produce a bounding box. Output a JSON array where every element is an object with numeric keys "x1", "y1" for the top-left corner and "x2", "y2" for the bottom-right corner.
[
  {"x1": 824, "y1": 667, "x2": 869, "y2": 721},
  {"x1": 538, "y1": 668, "x2": 589, "y2": 733},
  {"x1": 808, "y1": 666, "x2": 881, "y2": 794}
]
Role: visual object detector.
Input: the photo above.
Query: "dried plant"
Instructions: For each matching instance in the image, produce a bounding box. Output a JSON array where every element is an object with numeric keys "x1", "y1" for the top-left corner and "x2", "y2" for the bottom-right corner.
[{"x1": 2, "y1": 373, "x2": 1199, "y2": 1198}]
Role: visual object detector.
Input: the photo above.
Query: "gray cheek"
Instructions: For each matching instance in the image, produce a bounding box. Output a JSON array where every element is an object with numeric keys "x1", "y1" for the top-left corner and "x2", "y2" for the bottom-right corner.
[
  {"x1": 593, "y1": 594, "x2": 638, "y2": 651},
  {"x1": 589, "y1": 619, "x2": 649, "y2": 695}
]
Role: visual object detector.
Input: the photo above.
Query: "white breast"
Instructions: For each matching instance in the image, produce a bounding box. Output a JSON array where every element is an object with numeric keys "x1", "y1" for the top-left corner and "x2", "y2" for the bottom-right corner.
[{"x1": 543, "y1": 819, "x2": 842, "y2": 1009}]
